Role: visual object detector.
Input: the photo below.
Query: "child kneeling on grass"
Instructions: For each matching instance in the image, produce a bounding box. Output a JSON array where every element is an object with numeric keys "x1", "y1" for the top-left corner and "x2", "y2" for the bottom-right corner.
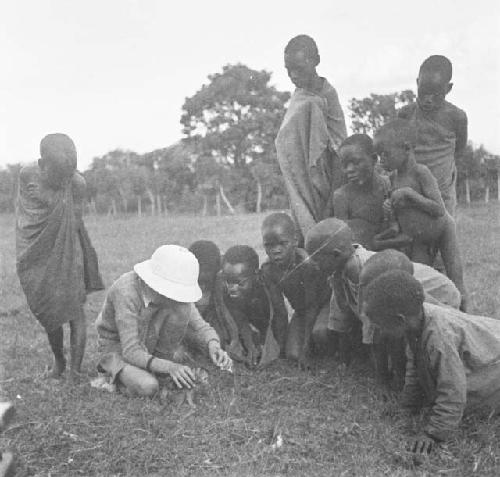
[
  {"x1": 94, "y1": 245, "x2": 230, "y2": 397},
  {"x1": 363, "y1": 270, "x2": 500, "y2": 455}
]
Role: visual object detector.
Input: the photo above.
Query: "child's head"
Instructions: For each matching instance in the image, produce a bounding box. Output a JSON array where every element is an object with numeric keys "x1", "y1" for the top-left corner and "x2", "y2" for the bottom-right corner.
[
  {"x1": 358, "y1": 249, "x2": 414, "y2": 319},
  {"x1": 339, "y1": 134, "x2": 377, "y2": 186},
  {"x1": 363, "y1": 270, "x2": 425, "y2": 339},
  {"x1": 134, "y1": 244, "x2": 202, "y2": 306},
  {"x1": 374, "y1": 119, "x2": 415, "y2": 172},
  {"x1": 189, "y1": 240, "x2": 221, "y2": 312},
  {"x1": 305, "y1": 218, "x2": 354, "y2": 275},
  {"x1": 221, "y1": 245, "x2": 259, "y2": 301},
  {"x1": 39, "y1": 134, "x2": 77, "y2": 190},
  {"x1": 417, "y1": 55, "x2": 453, "y2": 113},
  {"x1": 261, "y1": 213, "x2": 298, "y2": 268},
  {"x1": 284, "y1": 34, "x2": 320, "y2": 90}
]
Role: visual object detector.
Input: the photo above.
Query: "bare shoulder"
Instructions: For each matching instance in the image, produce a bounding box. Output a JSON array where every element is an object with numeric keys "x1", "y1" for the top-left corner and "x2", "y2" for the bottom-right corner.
[{"x1": 397, "y1": 103, "x2": 416, "y2": 119}]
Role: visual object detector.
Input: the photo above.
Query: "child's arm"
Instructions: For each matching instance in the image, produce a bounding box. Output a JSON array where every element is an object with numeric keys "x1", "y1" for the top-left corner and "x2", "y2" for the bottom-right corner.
[
  {"x1": 392, "y1": 166, "x2": 446, "y2": 217},
  {"x1": 453, "y1": 109, "x2": 468, "y2": 164},
  {"x1": 423, "y1": 342, "x2": 467, "y2": 442},
  {"x1": 332, "y1": 188, "x2": 349, "y2": 220}
]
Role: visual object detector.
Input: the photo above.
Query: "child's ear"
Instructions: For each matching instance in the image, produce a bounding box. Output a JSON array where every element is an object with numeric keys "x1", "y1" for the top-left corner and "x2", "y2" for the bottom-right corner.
[
  {"x1": 446, "y1": 82, "x2": 453, "y2": 94},
  {"x1": 371, "y1": 152, "x2": 378, "y2": 163}
]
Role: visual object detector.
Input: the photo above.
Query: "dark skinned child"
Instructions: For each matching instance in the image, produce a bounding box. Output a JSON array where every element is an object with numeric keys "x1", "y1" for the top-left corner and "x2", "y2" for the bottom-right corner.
[
  {"x1": 373, "y1": 119, "x2": 467, "y2": 310},
  {"x1": 305, "y1": 219, "x2": 462, "y2": 365},
  {"x1": 358, "y1": 249, "x2": 461, "y2": 390},
  {"x1": 260, "y1": 213, "x2": 332, "y2": 370},
  {"x1": 333, "y1": 133, "x2": 412, "y2": 251},
  {"x1": 216, "y1": 245, "x2": 288, "y2": 367},
  {"x1": 364, "y1": 271, "x2": 500, "y2": 457},
  {"x1": 277, "y1": 35, "x2": 347, "y2": 238},
  {"x1": 189, "y1": 240, "x2": 221, "y2": 318},
  {"x1": 399, "y1": 55, "x2": 468, "y2": 216}
]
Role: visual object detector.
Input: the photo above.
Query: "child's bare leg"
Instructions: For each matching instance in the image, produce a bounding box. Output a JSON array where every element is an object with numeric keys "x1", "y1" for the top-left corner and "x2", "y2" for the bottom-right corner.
[
  {"x1": 69, "y1": 308, "x2": 86, "y2": 376},
  {"x1": 46, "y1": 327, "x2": 66, "y2": 377},
  {"x1": 118, "y1": 365, "x2": 159, "y2": 397},
  {"x1": 409, "y1": 242, "x2": 433, "y2": 266},
  {"x1": 285, "y1": 312, "x2": 302, "y2": 361},
  {"x1": 271, "y1": 311, "x2": 288, "y2": 356},
  {"x1": 439, "y1": 219, "x2": 467, "y2": 310}
]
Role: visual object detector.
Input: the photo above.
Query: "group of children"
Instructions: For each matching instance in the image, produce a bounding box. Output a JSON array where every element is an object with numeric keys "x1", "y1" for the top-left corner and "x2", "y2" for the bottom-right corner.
[{"x1": 14, "y1": 35, "x2": 500, "y2": 459}]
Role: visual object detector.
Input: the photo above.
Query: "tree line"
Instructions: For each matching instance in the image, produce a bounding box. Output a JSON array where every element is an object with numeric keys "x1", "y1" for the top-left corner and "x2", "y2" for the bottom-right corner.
[{"x1": 0, "y1": 64, "x2": 498, "y2": 215}]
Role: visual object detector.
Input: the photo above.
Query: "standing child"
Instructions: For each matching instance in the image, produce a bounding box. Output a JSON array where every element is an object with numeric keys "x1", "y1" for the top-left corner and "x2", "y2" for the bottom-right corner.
[
  {"x1": 260, "y1": 213, "x2": 332, "y2": 369},
  {"x1": 95, "y1": 245, "x2": 230, "y2": 397},
  {"x1": 374, "y1": 119, "x2": 467, "y2": 309},
  {"x1": 364, "y1": 270, "x2": 500, "y2": 455},
  {"x1": 276, "y1": 34, "x2": 347, "y2": 238},
  {"x1": 16, "y1": 134, "x2": 103, "y2": 381},
  {"x1": 398, "y1": 55, "x2": 467, "y2": 216}
]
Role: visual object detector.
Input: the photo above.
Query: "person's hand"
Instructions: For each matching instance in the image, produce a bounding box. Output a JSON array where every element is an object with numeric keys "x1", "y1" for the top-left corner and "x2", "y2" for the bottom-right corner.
[
  {"x1": 391, "y1": 187, "x2": 414, "y2": 209},
  {"x1": 208, "y1": 340, "x2": 230, "y2": 368},
  {"x1": 166, "y1": 362, "x2": 195, "y2": 389},
  {"x1": 407, "y1": 434, "x2": 435, "y2": 455}
]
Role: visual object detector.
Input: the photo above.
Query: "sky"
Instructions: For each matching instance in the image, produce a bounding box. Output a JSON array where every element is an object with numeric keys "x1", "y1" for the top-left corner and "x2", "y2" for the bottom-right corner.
[{"x1": 1, "y1": 0, "x2": 499, "y2": 169}]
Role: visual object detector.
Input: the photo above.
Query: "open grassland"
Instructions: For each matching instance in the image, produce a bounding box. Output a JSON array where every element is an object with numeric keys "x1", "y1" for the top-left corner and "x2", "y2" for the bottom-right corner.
[{"x1": 1, "y1": 206, "x2": 500, "y2": 476}]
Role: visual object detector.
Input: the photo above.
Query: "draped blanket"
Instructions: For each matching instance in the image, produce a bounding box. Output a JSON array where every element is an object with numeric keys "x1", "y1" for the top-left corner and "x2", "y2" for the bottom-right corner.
[
  {"x1": 16, "y1": 166, "x2": 103, "y2": 332},
  {"x1": 276, "y1": 89, "x2": 342, "y2": 236}
]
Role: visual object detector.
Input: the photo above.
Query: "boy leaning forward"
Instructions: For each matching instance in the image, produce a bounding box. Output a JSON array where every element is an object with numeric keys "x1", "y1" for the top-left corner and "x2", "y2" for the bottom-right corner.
[{"x1": 95, "y1": 245, "x2": 230, "y2": 397}]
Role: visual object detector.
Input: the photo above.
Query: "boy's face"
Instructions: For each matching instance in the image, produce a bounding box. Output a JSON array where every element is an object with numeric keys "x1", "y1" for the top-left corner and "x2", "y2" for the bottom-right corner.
[
  {"x1": 417, "y1": 72, "x2": 451, "y2": 113},
  {"x1": 309, "y1": 242, "x2": 351, "y2": 276},
  {"x1": 284, "y1": 50, "x2": 316, "y2": 90},
  {"x1": 363, "y1": 302, "x2": 423, "y2": 339},
  {"x1": 221, "y1": 262, "x2": 255, "y2": 302},
  {"x1": 38, "y1": 157, "x2": 72, "y2": 190},
  {"x1": 339, "y1": 145, "x2": 375, "y2": 186},
  {"x1": 374, "y1": 136, "x2": 407, "y2": 172},
  {"x1": 262, "y1": 224, "x2": 297, "y2": 269}
]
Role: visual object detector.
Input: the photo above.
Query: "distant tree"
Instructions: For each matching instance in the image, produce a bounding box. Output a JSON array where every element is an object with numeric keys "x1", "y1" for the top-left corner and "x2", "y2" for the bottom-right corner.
[
  {"x1": 349, "y1": 90, "x2": 416, "y2": 135},
  {"x1": 181, "y1": 63, "x2": 290, "y2": 212}
]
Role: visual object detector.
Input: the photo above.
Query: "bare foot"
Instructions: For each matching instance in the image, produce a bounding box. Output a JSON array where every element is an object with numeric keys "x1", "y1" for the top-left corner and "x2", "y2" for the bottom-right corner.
[{"x1": 45, "y1": 358, "x2": 66, "y2": 379}]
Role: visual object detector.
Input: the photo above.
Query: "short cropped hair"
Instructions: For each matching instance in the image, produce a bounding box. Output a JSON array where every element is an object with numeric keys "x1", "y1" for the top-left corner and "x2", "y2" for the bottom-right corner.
[
  {"x1": 359, "y1": 249, "x2": 414, "y2": 288},
  {"x1": 340, "y1": 134, "x2": 375, "y2": 156},
  {"x1": 305, "y1": 218, "x2": 353, "y2": 256},
  {"x1": 419, "y1": 55, "x2": 453, "y2": 83},
  {"x1": 189, "y1": 240, "x2": 221, "y2": 273},
  {"x1": 285, "y1": 35, "x2": 320, "y2": 66},
  {"x1": 261, "y1": 212, "x2": 296, "y2": 236},
  {"x1": 375, "y1": 119, "x2": 416, "y2": 149},
  {"x1": 364, "y1": 270, "x2": 425, "y2": 320},
  {"x1": 40, "y1": 133, "x2": 77, "y2": 178},
  {"x1": 223, "y1": 245, "x2": 259, "y2": 272}
]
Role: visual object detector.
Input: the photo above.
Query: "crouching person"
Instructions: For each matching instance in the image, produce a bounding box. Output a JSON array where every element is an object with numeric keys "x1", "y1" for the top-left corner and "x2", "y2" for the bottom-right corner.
[
  {"x1": 95, "y1": 245, "x2": 230, "y2": 397},
  {"x1": 363, "y1": 270, "x2": 500, "y2": 454}
]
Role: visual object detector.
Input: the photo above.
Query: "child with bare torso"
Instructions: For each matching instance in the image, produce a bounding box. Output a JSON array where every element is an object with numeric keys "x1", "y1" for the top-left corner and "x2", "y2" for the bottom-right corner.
[
  {"x1": 333, "y1": 134, "x2": 411, "y2": 251},
  {"x1": 260, "y1": 213, "x2": 332, "y2": 370},
  {"x1": 398, "y1": 55, "x2": 468, "y2": 216},
  {"x1": 373, "y1": 119, "x2": 467, "y2": 310}
]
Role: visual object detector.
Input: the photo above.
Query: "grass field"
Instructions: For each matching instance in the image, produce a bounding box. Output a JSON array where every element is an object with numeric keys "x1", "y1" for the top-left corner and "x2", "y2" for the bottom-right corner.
[{"x1": 1, "y1": 206, "x2": 500, "y2": 476}]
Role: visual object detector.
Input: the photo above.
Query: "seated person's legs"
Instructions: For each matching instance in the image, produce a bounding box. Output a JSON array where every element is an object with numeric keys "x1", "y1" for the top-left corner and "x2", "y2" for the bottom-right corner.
[{"x1": 118, "y1": 364, "x2": 160, "y2": 397}]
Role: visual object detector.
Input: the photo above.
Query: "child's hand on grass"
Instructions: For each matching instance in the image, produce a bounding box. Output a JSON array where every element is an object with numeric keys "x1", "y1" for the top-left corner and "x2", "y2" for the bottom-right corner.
[{"x1": 407, "y1": 434, "x2": 435, "y2": 455}]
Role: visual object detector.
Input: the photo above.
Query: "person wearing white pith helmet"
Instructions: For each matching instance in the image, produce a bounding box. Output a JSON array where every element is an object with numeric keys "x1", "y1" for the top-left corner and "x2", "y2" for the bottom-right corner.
[{"x1": 95, "y1": 245, "x2": 230, "y2": 396}]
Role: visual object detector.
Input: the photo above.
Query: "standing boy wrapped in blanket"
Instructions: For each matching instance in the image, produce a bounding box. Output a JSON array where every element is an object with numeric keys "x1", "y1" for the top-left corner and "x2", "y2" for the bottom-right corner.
[
  {"x1": 276, "y1": 34, "x2": 347, "y2": 238},
  {"x1": 16, "y1": 134, "x2": 104, "y2": 381}
]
